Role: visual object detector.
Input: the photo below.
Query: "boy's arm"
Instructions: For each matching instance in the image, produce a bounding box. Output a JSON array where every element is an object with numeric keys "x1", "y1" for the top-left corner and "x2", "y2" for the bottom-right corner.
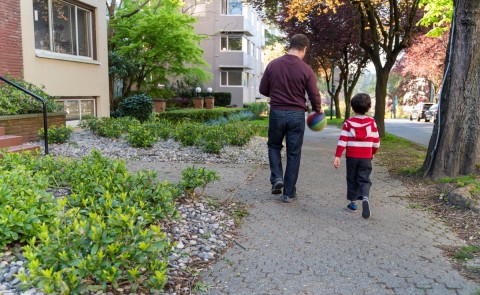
[
  {"x1": 335, "y1": 122, "x2": 349, "y2": 158},
  {"x1": 333, "y1": 157, "x2": 341, "y2": 169},
  {"x1": 372, "y1": 121, "x2": 380, "y2": 155}
]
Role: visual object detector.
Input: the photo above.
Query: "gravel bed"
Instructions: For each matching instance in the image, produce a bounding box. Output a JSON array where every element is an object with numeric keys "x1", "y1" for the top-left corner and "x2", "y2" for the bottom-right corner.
[
  {"x1": 0, "y1": 130, "x2": 267, "y2": 294},
  {"x1": 40, "y1": 130, "x2": 269, "y2": 165}
]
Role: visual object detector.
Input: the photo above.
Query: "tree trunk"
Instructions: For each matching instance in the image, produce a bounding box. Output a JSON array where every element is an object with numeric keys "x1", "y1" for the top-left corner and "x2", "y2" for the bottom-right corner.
[
  {"x1": 373, "y1": 69, "x2": 389, "y2": 137},
  {"x1": 423, "y1": 0, "x2": 480, "y2": 178},
  {"x1": 343, "y1": 79, "x2": 350, "y2": 119},
  {"x1": 334, "y1": 81, "x2": 343, "y2": 119}
]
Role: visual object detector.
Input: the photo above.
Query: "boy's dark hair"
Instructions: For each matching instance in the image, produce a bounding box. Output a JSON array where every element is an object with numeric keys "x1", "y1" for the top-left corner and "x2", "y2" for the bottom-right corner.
[
  {"x1": 351, "y1": 93, "x2": 371, "y2": 115},
  {"x1": 289, "y1": 34, "x2": 309, "y2": 51}
]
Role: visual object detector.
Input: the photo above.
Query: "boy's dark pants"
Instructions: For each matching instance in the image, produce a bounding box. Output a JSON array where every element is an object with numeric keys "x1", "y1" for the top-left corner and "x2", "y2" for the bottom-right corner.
[{"x1": 346, "y1": 157, "x2": 372, "y2": 201}]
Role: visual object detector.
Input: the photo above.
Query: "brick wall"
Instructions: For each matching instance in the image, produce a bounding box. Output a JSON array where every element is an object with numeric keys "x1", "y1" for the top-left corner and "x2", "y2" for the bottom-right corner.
[
  {"x1": 0, "y1": 113, "x2": 66, "y2": 142},
  {"x1": 0, "y1": 0, "x2": 24, "y2": 78}
]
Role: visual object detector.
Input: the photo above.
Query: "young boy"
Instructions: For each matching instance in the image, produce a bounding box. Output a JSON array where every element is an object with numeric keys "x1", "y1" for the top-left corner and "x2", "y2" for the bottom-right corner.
[{"x1": 333, "y1": 93, "x2": 380, "y2": 218}]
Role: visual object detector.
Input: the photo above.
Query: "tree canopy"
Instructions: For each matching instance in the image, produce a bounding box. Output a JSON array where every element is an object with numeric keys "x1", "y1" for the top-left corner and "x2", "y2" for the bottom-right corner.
[
  {"x1": 251, "y1": 0, "x2": 424, "y2": 136},
  {"x1": 107, "y1": 0, "x2": 211, "y2": 100},
  {"x1": 275, "y1": 1, "x2": 370, "y2": 119}
]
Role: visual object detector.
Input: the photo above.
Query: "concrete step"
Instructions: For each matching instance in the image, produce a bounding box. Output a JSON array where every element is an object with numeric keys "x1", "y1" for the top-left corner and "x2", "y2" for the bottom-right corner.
[
  {"x1": 0, "y1": 135, "x2": 24, "y2": 148},
  {"x1": 0, "y1": 144, "x2": 40, "y2": 158},
  {"x1": 0, "y1": 127, "x2": 4, "y2": 136}
]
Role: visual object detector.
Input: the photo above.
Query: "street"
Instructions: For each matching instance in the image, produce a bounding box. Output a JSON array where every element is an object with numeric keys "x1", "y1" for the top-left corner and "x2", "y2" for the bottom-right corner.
[{"x1": 384, "y1": 118, "x2": 433, "y2": 147}]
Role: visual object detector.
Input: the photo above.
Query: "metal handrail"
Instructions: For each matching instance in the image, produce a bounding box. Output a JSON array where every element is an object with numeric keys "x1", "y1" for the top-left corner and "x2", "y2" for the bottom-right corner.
[{"x1": 0, "y1": 75, "x2": 49, "y2": 154}]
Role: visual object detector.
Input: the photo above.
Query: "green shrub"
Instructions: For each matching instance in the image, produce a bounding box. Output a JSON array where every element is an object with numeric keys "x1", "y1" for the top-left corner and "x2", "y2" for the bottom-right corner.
[
  {"x1": 148, "y1": 87, "x2": 175, "y2": 100},
  {"x1": 146, "y1": 120, "x2": 173, "y2": 140},
  {"x1": 213, "y1": 92, "x2": 231, "y2": 107},
  {"x1": 198, "y1": 126, "x2": 228, "y2": 154},
  {"x1": 173, "y1": 122, "x2": 205, "y2": 147},
  {"x1": 79, "y1": 116, "x2": 136, "y2": 139},
  {"x1": 12, "y1": 151, "x2": 180, "y2": 293},
  {"x1": 1, "y1": 148, "x2": 225, "y2": 293},
  {"x1": 224, "y1": 123, "x2": 255, "y2": 146},
  {"x1": 227, "y1": 111, "x2": 254, "y2": 122},
  {"x1": 155, "y1": 108, "x2": 243, "y2": 123},
  {"x1": 324, "y1": 108, "x2": 336, "y2": 117},
  {"x1": 126, "y1": 123, "x2": 158, "y2": 148},
  {"x1": 0, "y1": 75, "x2": 64, "y2": 115},
  {"x1": 244, "y1": 102, "x2": 268, "y2": 118},
  {"x1": 38, "y1": 125, "x2": 73, "y2": 144},
  {"x1": 0, "y1": 166, "x2": 58, "y2": 247},
  {"x1": 178, "y1": 166, "x2": 220, "y2": 198},
  {"x1": 120, "y1": 93, "x2": 153, "y2": 122}
]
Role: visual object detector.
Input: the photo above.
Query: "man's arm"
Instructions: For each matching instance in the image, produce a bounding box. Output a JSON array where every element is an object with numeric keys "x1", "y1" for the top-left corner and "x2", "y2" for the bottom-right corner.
[
  {"x1": 259, "y1": 67, "x2": 270, "y2": 97},
  {"x1": 306, "y1": 68, "x2": 322, "y2": 113}
]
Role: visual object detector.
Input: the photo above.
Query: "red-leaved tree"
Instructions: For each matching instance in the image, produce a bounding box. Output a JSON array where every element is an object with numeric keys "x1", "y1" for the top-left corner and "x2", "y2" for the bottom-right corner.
[
  {"x1": 395, "y1": 32, "x2": 449, "y2": 98},
  {"x1": 276, "y1": 2, "x2": 370, "y2": 119}
]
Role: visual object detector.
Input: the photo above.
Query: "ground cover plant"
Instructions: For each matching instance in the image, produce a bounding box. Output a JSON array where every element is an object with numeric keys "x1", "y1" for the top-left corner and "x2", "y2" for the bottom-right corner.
[
  {"x1": 0, "y1": 150, "x2": 220, "y2": 293},
  {"x1": 38, "y1": 125, "x2": 74, "y2": 144},
  {"x1": 79, "y1": 110, "x2": 262, "y2": 152}
]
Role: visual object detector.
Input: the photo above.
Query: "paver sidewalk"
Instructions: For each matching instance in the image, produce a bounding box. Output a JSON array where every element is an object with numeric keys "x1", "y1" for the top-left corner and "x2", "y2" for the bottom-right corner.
[{"x1": 198, "y1": 126, "x2": 480, "y2": 295}]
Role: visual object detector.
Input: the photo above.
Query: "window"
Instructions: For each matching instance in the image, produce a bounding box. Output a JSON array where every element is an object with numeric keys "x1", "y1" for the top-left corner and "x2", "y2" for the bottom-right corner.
[
  {"x1": 222, "y1": 0, "x2": 242, "y2": 15},
  {"x1": 221, "y1": 35, "x2": 243, "y2": 51},
  {"x1": 57, "y1": 97, "x2": 96, "y2": 120},
  {"x1": 221, "y1": 69, "x2": 243, "y2": 86},
  {"x1": 243, "y1": 72, "x2": 249, "y2": 87},
  {"x1": 33, "y1": 0, "x2": 94, "y2": 58}
]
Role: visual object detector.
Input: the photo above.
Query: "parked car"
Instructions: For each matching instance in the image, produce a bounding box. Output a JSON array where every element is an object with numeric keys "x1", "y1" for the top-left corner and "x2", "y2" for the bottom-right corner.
[
  {"x1": 424, "y1": 104, "x2": 438, "y2": 123},
  {"x1": 410, "y1": 102, "x2": 434, "y2": 122}
]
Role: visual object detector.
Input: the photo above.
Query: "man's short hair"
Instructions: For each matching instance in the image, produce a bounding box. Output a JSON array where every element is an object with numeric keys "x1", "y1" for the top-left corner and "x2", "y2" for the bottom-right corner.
[
  {"x1": 351, "y1": 93, "x2": 372, "y2": 115},
  {"x1": 289, "y1": 34, "x2": 309, "y2": 51}
]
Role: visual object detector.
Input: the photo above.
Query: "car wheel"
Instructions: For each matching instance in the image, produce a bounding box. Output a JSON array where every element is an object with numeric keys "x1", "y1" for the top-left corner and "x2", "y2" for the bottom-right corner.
[{"x1": 410, "y1": 115, "x2": 413, "y2": 121}]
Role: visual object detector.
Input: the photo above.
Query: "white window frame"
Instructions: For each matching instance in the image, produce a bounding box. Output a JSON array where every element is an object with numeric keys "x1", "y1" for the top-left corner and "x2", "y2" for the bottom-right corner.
[
  {"x1": 221, "y1": 0, "x2": 243, "y2": 15},
  {"x1": 33, "y1": 0, "x2": 94, "y2": 59},
  {"x1": 57, "y1": 98, "x2": 96, "y2": 121},
  {"x1": 221, "y1": 35, "x2": 244, "y2": 51},
  {"x1": 221, "y1": 69, "x2": 244, "y2": 86}
]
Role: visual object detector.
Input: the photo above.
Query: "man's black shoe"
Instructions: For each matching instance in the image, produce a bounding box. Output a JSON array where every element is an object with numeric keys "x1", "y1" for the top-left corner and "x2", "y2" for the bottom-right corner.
[{"x1": 271, "y1": 181, "x2": 284, "y2": 194}]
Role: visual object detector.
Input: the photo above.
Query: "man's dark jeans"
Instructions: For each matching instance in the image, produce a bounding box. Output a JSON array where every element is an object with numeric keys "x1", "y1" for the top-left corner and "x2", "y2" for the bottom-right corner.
[
  {"x1": 345, "y1": 157, "x2": 372, "y2": 201},
  {"x1": 268, "y1": 110, "x2": 305, "y2": 198}
]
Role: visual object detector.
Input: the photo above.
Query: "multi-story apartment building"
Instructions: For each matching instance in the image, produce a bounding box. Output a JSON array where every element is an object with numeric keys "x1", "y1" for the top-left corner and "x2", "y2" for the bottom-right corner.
[
  {"x1": 1, "y1": 0, "x2": 110, "y2": 121},
  {"x1": 187, "y1": 0, "x2": 266, "y2": 107}
]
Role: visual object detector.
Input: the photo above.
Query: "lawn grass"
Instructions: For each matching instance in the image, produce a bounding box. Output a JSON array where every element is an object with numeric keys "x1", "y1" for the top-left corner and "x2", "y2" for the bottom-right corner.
[{"x1": 376, "y1": 132, "x2": 427, "y2": 176}]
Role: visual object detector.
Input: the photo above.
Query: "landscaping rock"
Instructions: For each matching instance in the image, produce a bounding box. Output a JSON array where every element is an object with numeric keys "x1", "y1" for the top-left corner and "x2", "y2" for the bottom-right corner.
[{"x1": 447, "y1": 184, "x2": 480, "y2": 213}]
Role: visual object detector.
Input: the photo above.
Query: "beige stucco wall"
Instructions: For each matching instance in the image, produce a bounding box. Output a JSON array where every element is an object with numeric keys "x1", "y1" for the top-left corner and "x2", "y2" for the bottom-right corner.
[{"x1": 21, "y1": 0, "x2": 110, "y2": 118}]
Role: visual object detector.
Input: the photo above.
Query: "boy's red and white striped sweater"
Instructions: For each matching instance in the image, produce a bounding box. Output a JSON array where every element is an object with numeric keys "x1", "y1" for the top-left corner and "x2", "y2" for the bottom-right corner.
[{"x1": 335, "y1": 116, "x2": 380, "y2": 159}]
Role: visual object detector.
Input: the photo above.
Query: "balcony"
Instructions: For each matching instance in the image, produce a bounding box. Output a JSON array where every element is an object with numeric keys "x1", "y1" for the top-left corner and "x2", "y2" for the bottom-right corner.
[
  {"x1": 217, "y1": 51, "x2": 254, "y2": 70},
  {"x1": 215, "y1": 14, "x2": 258, "y2": 36}
]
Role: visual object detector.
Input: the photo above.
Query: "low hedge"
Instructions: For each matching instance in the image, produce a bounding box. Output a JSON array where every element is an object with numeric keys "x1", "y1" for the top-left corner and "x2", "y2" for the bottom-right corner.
[
  {"x1": 154, "y1": 107, "x2": 244, "y2": 123},
  {"x1": 212, "y1": 92, "x2": 231, "y2": 107}
]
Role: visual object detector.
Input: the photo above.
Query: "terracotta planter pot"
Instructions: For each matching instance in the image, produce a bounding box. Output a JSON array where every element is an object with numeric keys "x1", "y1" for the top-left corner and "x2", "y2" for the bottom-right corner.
[
  {"x1": 153, "y1": 100, "x2": 166, "y2": 112},
  {"x1": 204, "y1": 96, "x2": 215, "y2": 109},
  {"x1": 193, "y1": 97, "x2": 204, "y2": 109}
]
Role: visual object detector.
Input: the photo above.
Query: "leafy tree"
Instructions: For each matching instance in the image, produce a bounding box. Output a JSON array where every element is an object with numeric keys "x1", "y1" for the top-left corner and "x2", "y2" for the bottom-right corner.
[
  {"x1": 418, "y1": 0, "x2": 453, "y2": 36},
  {"x1": 422, "y1": 0, "x2": 480, "y2": 178},
  {"x1": 107, "y1": 0, "x2": 211, "y2": 104},
  {"x1": 275, "y1": 1, "x2": 370, "y2": 119},
  {"x1": 394, "y1": 32, "x2": 449, "y2": 98},
  {"x1": 252, "y1": 0, "x2": 424, "y2": 136}
]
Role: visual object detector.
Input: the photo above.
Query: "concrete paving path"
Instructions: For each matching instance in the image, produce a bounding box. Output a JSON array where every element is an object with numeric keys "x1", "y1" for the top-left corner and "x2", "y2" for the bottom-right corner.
[{"x1": 129, "y1": 125, "x2": 480, "y2": 295}]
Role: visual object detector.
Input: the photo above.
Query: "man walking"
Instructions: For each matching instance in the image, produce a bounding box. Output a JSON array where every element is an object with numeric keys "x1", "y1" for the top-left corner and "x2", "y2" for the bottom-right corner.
[{"x1": 259, "y1": 34, "x2": 323, "y2": 203}]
